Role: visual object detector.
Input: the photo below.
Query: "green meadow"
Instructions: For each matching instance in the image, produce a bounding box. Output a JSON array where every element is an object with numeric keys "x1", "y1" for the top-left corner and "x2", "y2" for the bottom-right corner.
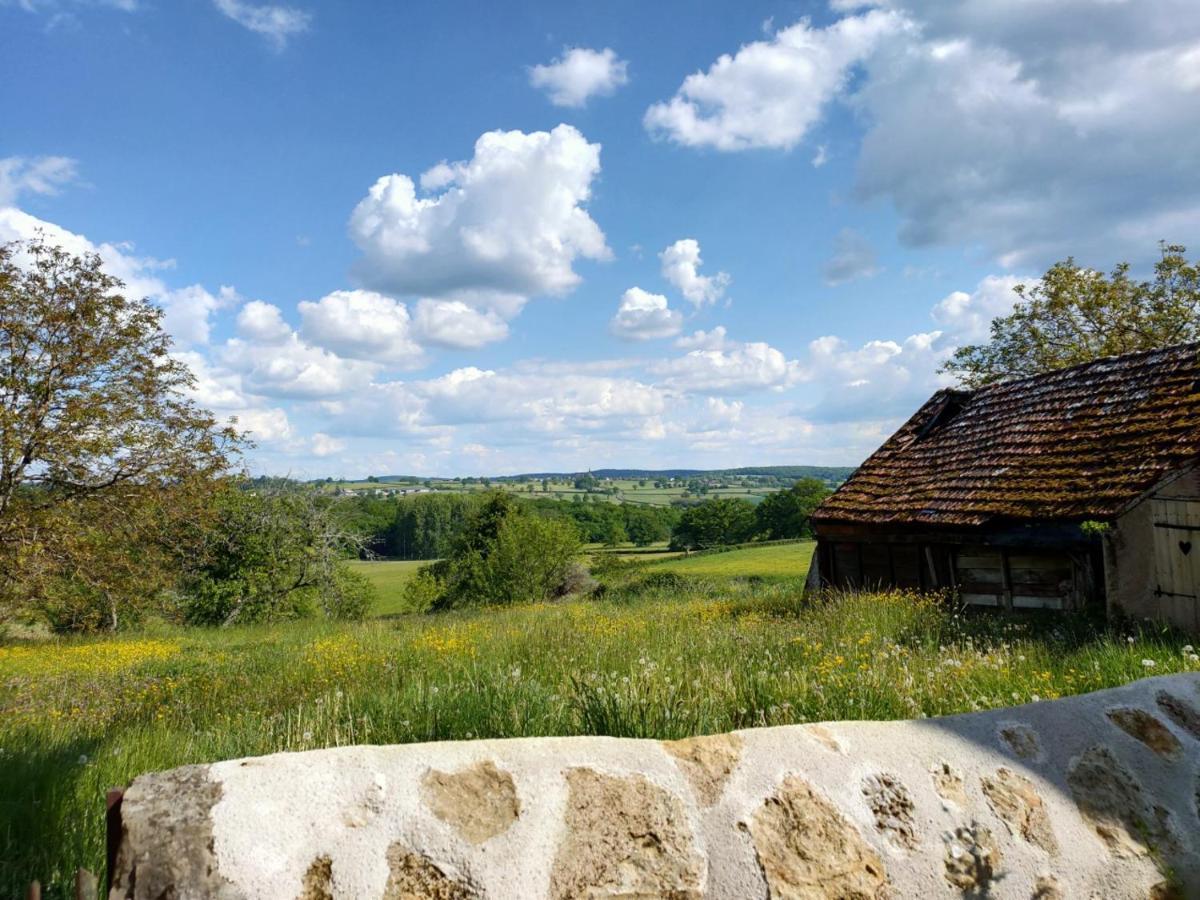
[{"x1": 4, "y1": 542, "x2": 1199, "y2": 896}]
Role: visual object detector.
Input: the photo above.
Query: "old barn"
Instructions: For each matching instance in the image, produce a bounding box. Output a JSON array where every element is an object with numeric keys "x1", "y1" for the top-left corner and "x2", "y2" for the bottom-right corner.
[{"x1": 810, "y1": 343, "x2": 1200, "y2": 632}]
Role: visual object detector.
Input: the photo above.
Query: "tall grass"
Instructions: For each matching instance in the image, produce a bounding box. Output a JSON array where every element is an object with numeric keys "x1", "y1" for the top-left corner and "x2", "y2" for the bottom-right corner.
[{"x1": 2, "y1": 575, "x2": 1197, "y2": 896}]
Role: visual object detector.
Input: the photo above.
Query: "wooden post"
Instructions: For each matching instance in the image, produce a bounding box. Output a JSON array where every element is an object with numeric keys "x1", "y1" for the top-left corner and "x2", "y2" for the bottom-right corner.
[
  {"x1": 1000, "y1": 547, "x2": 1014, "y2": 610},
  {"x1": 26, "y1": 881, "x2": 41, "y2": 900},
  {"x1": 106, "y1": 788, "x2": 124, "y2": 896}
]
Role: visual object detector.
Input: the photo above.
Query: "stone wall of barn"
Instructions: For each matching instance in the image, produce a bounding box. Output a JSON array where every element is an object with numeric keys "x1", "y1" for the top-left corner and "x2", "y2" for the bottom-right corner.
[
  {"x1": 1106, "y1": 468, "x2": 1200, "y2": 632},
  {"x1": 109, "y1": 675, "x2": 1200, "y2": 899}
]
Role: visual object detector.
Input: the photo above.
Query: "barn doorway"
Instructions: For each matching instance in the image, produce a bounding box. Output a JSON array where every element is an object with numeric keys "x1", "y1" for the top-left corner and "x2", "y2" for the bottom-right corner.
[{"x1": 1152, "y1": 497, "x2": 1200, "y2": 631}]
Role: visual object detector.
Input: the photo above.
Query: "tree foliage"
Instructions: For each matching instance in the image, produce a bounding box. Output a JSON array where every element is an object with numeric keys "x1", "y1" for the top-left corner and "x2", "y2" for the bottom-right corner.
[
  {"x1": 753, "y1": 478, "x2": 831, "y2": 540},
  {"x1": 670, "y1": 498, "x2": 757, "y2": 551},
  {"x1": 183, "y1": 486, "x2": 373, "y2": 625},
  {"x1": 942, "y1": 243, "x2": 1200, "y2": 386},
  {"x1": 425, "y1": 492, "x2": 583, "y2": 609},
  {"x1": 0, "y1": 238, "x2": 241, "y2": 629}
]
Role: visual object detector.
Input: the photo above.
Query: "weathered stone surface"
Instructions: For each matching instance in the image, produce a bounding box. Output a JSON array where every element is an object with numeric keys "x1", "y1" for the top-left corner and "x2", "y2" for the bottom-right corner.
[
  {"x1": 299, "y1": 856, "x2": 333, "y2": 900},
  {"x1": 999, "y1": 723, "x2": 1042, "y2": 761},
  {"x1": 1107, "y1": 708, "x2": 1183, "y2": 758},
  {"x1": 930, "y1": 760, "x2": 967, "y2": 807},
  {"x1": 806, "y1": 724, "x2": 843, "y2": 753},
  {"x1": 103, "y1": 674, "x2": 1200, "y2": 899},
  {"x1": 663, "y1": 732, "x2": 743, "y2": 807},
  {"x1": 1031, "y1": 873, "x2": 1063, "y2": 899},
  {"x1": 548, "y1": 767, "x2": 704, "y2": 899},
  {"x1": 942, "y1": 824, "x2": 1001, "y2": 892},
  {"x1": 862, "y1": 773, "x2": 918, "y2": 849},
  {"x1": 1156, "y1": 690, "x2": 1200, "y2": 742},
  {"x1": 1067, "y1": 745, "x2": 1166, "y2": 858},
  {"x1": 108, "y1": 764, "x2": 241, "y2": 900},
  {"x1": 746, "y1": 774, "x2": 889, "y2": 899},
  {"x1": 981, "y1": 768, "x2": 1058, "y2": 855},
  {"x1": 421, "y1": 760, "x2": 520, "y2": 844},
  {"x1": 383, "y1": 844, "x2": 478, "y2": 899}
]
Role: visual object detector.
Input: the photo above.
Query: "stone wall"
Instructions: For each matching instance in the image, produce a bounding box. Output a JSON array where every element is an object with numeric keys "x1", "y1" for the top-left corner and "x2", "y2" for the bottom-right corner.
[{"x1": 110, "y1": 674, "x2": 1200, "y2": 899}]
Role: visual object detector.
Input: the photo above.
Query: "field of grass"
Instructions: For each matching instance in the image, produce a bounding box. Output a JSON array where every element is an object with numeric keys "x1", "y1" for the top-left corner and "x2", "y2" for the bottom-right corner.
[
  {"x1": 347, "y1": 559, "x2": 427, "y2": 615},
  {"x1": 647, "y1": 540, "x2": 815, "y2": 579},
  {"x1": 4, "y1": 557, "x2": 1200, "y2": 895}
]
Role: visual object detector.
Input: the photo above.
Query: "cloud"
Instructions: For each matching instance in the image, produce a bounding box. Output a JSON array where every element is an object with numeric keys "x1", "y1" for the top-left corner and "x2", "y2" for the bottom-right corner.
[
  {"x1": 609, "y1": 287, "x2": 683, "y2": 341},
  {"x1": 529, "y1": 47, "x2": 629, "y2": 107},
  {"x1": 930, "y1": 274, "x2": 1026, "y2": 343},
  {"x1": 408, "y1": 366, "x2": 666, "y2": 431},
  {"x1": 236, "y1": 299, "x2": 292, "y2": 344},
  {"x1": 350, "y1": 125, "x2": 610, "y2": 304},
  {"x1": 653, "y1": 340, "x2": 802, "y2": 395},
  {"x1": 412, "y1": 299, "x2": 509, "y2": 349},
  {"x1": 674, "y1": 326, "x2": 728, "y2": 351},
  {"x1": 659, "y1": 238, "x2": 730, "y2": 307},
  {"x1": 0, "y1": 156, "x2": 79, "y2": 205},
  {"x1": 651, "y1": 2, "x2": 1200, "y2": 267},
  {"x1": 644, "y1": 11, "x2": 902, "y2": 150},
  {"x1": 220, "y1": 333, "x2": 377, "y2": 400},
  {"x1": 212, "y1": 0, "x2": 311, "y2": 50},
  {"x1": 310, "y1": 432, "x2": 345, "y2": 457},
  {"x1": 800, "y1": 331, "x2": 951, "y2": 424},
  {"x1": 822, "y1": 228, "x2": 881, "y2": 285},
  {"x1": 298, "y1": 289, "x2": 424, "y2": 368},
  {"x1": 160, "y1": 284, "x2": 240, "y2": 347}
]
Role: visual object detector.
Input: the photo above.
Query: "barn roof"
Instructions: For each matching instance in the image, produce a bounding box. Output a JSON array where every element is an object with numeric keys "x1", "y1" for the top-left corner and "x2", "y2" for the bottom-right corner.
[{"x1": 812, "y1": 342, "x2": 1200, "y2": 529}]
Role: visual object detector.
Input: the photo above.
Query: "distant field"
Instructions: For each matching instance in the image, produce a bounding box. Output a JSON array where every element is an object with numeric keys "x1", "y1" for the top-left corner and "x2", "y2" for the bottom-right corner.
[
  {"x1": 646, "y1": 541, "x2": 816, "y2": 579},
  {"x1": 346, "y1": 559, "x2": 426, "y2": 615},
  {"x1": 328, "y1": 477, "x2": 779, "y2": 507}
]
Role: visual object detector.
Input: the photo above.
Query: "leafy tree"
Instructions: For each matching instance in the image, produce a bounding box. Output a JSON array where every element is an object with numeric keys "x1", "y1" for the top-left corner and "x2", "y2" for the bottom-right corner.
[
  {"x1": 625, "y1": 507, "x2": 670, "y2": 546},
  {"x1": 427, "y1": 492, "x2": 582, "y2": 609},
  {"x1": 598, "y1": 518, "x2": 628, "y2": 548},
  {"x1": 670, "y1": 498, "x2": 757, "y2": 550},
  {"x1": 0, "y1": 238, "x2": 241, "y2": 629},
  {"x1": 183, "y1": 486, "x2": 373, "y2": 625},
  {"x1": 943, "y1": 243, "x2": 1200, "y2": 386},
  {"x1": 754, "y1": 478, "x2": 831, "y2": 540}
]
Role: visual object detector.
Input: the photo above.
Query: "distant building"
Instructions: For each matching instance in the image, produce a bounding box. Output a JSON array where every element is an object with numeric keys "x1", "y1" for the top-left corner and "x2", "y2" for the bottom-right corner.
[{"x1": 811, "y1": 343, "x2": 1200, "y2": 632}]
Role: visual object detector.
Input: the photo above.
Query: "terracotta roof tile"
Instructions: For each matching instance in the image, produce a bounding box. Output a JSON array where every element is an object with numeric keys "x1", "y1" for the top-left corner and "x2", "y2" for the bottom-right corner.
[{"x1": 812, "y1": 343, "x2": 1200, "y2": 528}]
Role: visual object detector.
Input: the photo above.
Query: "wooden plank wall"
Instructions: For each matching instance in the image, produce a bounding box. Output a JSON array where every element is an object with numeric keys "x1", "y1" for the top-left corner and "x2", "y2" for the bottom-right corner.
[
  {"x1": 1151, "y1": 498, "x2": 1200, "y2": 632},
  {"x1": 821, "y1": 539, "x2": 1088, "y2": 609}
]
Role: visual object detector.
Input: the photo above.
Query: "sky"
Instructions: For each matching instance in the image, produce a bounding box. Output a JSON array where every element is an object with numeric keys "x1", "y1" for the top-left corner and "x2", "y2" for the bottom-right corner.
[{"x1": 2, "y1": 0, "x2": 1199, "y2": 478}]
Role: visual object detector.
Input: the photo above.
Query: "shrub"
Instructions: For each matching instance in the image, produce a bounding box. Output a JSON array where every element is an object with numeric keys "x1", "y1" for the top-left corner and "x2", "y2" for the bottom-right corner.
[{"x1": 430, "y1": 492, "x2": 583, "y2": 609}]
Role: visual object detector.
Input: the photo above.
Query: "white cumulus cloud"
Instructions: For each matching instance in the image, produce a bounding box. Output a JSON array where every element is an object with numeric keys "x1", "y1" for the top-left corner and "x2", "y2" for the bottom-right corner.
[
  {"x1": 653, "y1": 340, "x2": 801, "y2": 395},
  {"x1": 644, "y1": 11, "x2": 902, "y2": 150},
  {"x1": 298, "y1": 289, "x2": 424, "y2": 368},
  {"x1": 350, "y1": 125, "x2": 610, "y2": 304},
  {"x1": 609, "y1": 287, "x2": 683, "y2": 341},
  {"x1": 236, "y1": 299, "x2": 292, "y2": 344},
  {"x1": 412, "y1": 299, "x2": 509, "y2": 349},
  {"x1": 659, "y1": 238, "x2": 730, "y2": 308},
  {"x1": 529, "y1": 47, "x2": 629, "y2": 107}
]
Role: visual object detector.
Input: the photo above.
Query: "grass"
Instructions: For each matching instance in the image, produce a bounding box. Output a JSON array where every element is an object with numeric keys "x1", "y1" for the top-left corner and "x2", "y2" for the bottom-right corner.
[
  {"x1": 347, "y1": 559, "x2": 427, "y2": 615},
  {"x1": 3, "y1": 556, "x2": 1199, "y2": 896},
  {"x1": 646, "y1": 540, "x2": 816, "y2": 579}
]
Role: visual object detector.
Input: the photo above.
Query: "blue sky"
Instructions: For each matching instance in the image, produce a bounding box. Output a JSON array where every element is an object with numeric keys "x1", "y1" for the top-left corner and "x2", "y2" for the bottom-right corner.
[{"x1": 3, "y1": 0, "x2": 1199, "y2": 476}]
